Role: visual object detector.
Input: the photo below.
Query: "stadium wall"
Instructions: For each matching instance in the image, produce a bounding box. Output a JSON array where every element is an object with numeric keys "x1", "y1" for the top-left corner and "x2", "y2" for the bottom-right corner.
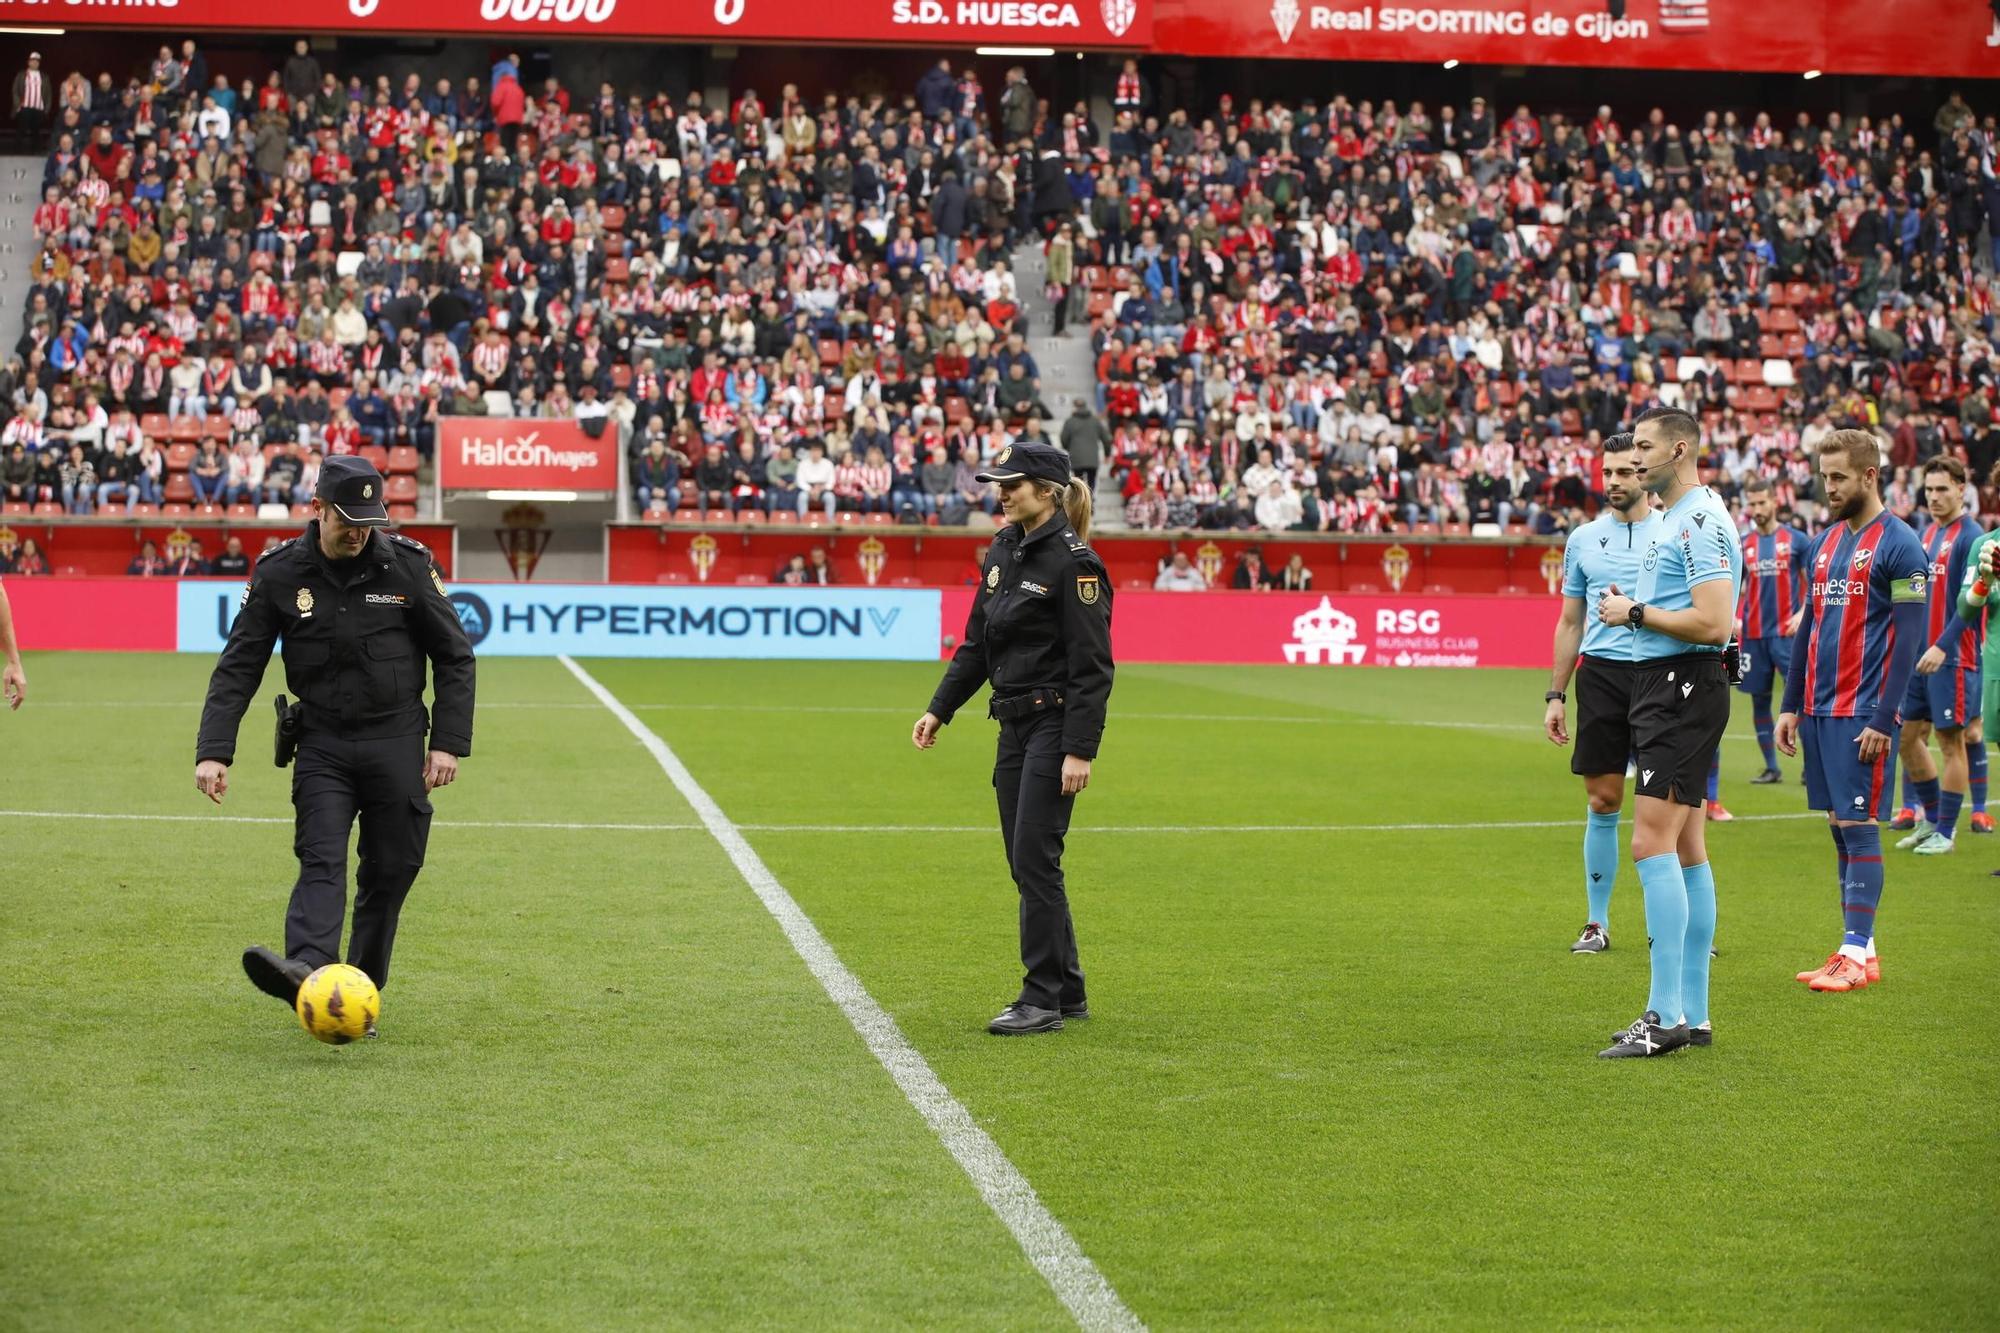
[{"x1": 11, "y1": 577, "x2": 1553, "y2": 667}]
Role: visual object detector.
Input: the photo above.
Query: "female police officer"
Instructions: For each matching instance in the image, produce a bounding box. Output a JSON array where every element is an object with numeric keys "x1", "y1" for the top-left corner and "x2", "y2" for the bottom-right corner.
[{"x1": 913, "y1": 440, "x2": 1114, "y2": 1035}]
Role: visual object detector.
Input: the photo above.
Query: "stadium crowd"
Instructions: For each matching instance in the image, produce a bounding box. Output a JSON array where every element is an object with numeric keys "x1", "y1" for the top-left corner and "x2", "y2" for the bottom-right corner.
[{"x1": 0, "y1": 37, "x2": 1996, "y2": 571}]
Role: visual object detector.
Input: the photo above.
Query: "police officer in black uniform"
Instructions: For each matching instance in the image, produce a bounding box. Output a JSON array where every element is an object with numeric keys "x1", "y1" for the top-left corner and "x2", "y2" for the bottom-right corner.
[
  {"x1": 195, "y1": 456, "x2": 476, "y2": 1020},
  {"x1": 914, "y1": 440, "x2": 1114, "y2": 1035}
]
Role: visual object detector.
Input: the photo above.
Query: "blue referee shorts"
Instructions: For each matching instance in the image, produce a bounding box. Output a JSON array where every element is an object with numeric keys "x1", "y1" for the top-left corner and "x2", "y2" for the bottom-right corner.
[
  {"x1": 1901, "y1": 665, "x2": 1982, "y2": 731},
  {"x1": 1801, "y1": 714, "x2": 1899, "y2": 822}
]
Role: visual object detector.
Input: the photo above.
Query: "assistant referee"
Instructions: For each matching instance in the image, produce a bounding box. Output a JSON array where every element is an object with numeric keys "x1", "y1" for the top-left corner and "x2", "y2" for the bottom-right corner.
[{"x1": 914, "y1": 440, "x2": 1114, "y2": 1036}]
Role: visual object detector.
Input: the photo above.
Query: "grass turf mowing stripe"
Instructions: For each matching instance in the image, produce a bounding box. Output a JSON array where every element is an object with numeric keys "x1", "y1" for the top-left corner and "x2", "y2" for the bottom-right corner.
[
  {"x1": 0, "y1": 808, "x2": 1828, "y2": 835},
  {"x1": 558, "y1": 654, "x2": 1145, "y2": 1333}
]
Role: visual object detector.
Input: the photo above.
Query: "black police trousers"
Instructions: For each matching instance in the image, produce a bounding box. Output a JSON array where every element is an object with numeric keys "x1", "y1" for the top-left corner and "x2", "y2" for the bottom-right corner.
[
  {"x1": 993, "y1": 709, "x2": 1086, "y2": 1010},
  {"x1": 287, "y1": 730, "x2": 433, "y2": 987}
]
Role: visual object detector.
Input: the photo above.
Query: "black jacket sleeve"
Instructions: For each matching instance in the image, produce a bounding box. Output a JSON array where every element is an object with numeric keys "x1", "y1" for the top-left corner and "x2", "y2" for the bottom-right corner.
[
  {"x1": 1059, "y1": 555, "x2": 1114, "y2": 758},
  {"x1": 413, "y1": 558, "x2": 476, "y2": 756},
  {"x1": 195, "y1": 573, "x2": 281, "y2": 765},
  {"x1": 928, "y1": 582, "x2": 992, "y2": 725}
]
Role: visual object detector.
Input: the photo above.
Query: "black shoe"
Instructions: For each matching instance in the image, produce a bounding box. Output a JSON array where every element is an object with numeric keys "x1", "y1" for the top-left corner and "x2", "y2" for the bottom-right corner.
[
  {"x1": 1060, "y1": 1002, "x2": 1090, "y2": 1020},
  {"x1": 1750, "y1": 768, "x2": 1781, "y2": 785},
  {"x1": 986, "y1": 1003, "x2": 1063, "y2": 1035},
  {"x1": 242, "y1": 946, "x2": 312, "y2": 1008},
  {"x1": 1598, "y1": 1011, "x2": 1691, "y2": 1058},
  {"x1": 1689, "y1": 1023, "x2": 1713, "y2": 1047}
]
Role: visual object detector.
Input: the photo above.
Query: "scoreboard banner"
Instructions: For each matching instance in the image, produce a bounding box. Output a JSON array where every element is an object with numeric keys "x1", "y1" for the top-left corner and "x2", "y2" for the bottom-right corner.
[
  {"x1": 0, "y1": 0, "x2": 1151, "y2": 47},
  {"x1": 1147, "y1": 0, "x2": 2000, "y2": 79}
]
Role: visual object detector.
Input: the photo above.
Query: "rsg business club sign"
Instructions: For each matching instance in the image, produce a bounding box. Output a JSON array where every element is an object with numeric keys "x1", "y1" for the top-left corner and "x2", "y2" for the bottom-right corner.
[{"x1": 438, "y1": 418, "x2": 618, "y2": 492}]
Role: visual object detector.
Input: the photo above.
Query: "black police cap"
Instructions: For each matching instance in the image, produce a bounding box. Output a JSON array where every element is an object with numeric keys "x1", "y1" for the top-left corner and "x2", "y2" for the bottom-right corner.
[
  {"x1": 976, "y1": 440, "x2": 1071, "y2": 486},
  {"x1": 316, "y1": 455, "x2": 391, "y2": 526}
]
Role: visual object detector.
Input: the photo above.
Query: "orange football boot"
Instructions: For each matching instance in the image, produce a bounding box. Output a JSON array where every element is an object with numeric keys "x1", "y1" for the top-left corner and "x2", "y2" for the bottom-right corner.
[
  {"x1": 1706, "y1": 800, "x2": 1734, "y2": 822},
  {"x1": 1796, "y1": 952, "x2": 1840, "y2": 983},
  {"x1": 1807, "y1": 954, "x2": 1871, "y2": 992},
  {"x1": 1970, "y1": 812, "x2": 1995, "y2": 834},
  {"x1": 1866, "y1": 955, "x2": 1881, "y2": 984}
]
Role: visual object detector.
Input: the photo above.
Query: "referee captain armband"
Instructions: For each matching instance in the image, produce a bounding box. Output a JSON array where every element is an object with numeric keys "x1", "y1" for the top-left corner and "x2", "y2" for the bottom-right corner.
[{"x1": 1721, "y1": 638, "x2": 1747, "y2": 687}]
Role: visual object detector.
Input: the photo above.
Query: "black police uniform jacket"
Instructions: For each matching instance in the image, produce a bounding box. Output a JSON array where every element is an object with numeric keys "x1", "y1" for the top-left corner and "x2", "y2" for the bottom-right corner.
[
  {"x1": 196, "y1": 524, "x2": 476, "y2": 765},
  {"x1": 928, "y1": 516, "x2": 1114, "y2": 758}
]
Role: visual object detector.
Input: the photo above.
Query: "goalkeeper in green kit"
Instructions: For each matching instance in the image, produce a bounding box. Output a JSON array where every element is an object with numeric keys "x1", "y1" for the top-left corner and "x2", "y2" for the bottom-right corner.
[{"x1": 1958, "y1": 516, "x2": 2000, "y2": 877}]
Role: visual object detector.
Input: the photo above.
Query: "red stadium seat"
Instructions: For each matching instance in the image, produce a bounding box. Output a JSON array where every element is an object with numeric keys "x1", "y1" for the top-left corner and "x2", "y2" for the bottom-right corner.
[
  {"x1": 166, "y1": 442, "x2": 196, "y2": 470},
  {"x1": 835, "y1": 511, "x2": 860, "y2": 526},
  {"x1": 203, "y1": 415, "x2": 230, "y2": 439},
  {"x1": 1, "y1": 501, "x2": 27, "y2": 515},
  {"x1": 291, "y1": 503, "x2": 315, "y2": 518},
  {"x1": 769, "y1": 509, "x2": 798, "y2": 525},
  {"x1": 387, "y1": 503, "x2": 419, "y2": 522},
  {"x1": 1442, "y1": 522, "x2": 1470, "y2": 536},
  {"x1": 164, "y1": 475, "x2": 194, "y2": 503},
  {"x1": 1733, "y1": 359, "x2": 1763, "y2": 385},
  {"x1": 602, "y1": 205, "x2": 628, "y2": 232},
  {"x1": 610, "y1": 363, "x2": 633, "y2": 391},
  {"x1": 704, "y1": 509, "x2": 732, "y2": 524},
  {"x1": 32, "y1": 502, "x2": 62, "y2": 516},
  {"x1": 386, "y1": 447, "x2": 420, "y2": 475},
  {"x1": 604, "y1": 257, "x2": 630, "y2": 284},
  {"x1": 385, "y1": 476, "x2": 419, "y2": 504},
  {"x1": 671, "y1": 509, "x2": 700, "y2": 524},
  {"x1": 864, "y1": 512, "x2": 894, "y2": 525},
  {"x1": 162, "y1": 503, "x2": 191, "y2": 518},
  {"x1": 736, "y1": 509, "x2": 766, "y2": 525},
  {"x1": 195, "y1": 503, "x2": 224, "y2": 518},
  {"x1": 140, "y1": 413, "x2": 171, "y2": 438},
  {"x1": 360, "y1": 446, "x2": 390, "y2": 473},
  {"x1": 129, "y1": 503, "x2": 158, "y2": 518},
  {"x1": 1758, "y1": 335, "x2": 1786, "y2": 359},
  {"x1": 1413, "y1": 522, "x2": 1440, "y2": 535},
  {"x1": 227, "y1": 504, "x2": 257, "y2": 520},
  {"x1": 168, "y1": 417, "x2": 204, "y2": 443}
]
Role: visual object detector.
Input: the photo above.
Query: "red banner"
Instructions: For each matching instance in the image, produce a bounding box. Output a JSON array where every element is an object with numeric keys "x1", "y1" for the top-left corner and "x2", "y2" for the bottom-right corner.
[
  {"x1": 943, "y1": 586, "x2": 1553, "y2": 666},
  {"x1": 0, "y1": 0, "x2": 1149, "y2": 47},
  {"x1": 4, "y1": 577, "x2": 178, "y2": 651},
  {"x1": 439, "y1": 418, "x2": 617, "y2": 494},
  {"x1": 1151, "y1": 0, "x2": 2000, "y2": 79}
]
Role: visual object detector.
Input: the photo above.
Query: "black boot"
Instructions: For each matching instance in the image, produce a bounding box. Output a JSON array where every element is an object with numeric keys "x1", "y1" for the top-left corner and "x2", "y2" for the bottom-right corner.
[{"x1": 242, "y1": 946, "x2": 313, "y2": 1008}]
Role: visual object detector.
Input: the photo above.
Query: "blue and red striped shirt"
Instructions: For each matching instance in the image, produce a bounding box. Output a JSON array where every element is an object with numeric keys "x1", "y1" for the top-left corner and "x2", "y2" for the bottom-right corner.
[
  {"x1": 1798, "y1": 513, "x2": 1930, "y2": 719},
  {"x1": 1738, "y1": 523, "x2": 1809, "y2": 640},
  {"x1": 1921, "y1": 513, "x2": 1984, "y2": 670}
]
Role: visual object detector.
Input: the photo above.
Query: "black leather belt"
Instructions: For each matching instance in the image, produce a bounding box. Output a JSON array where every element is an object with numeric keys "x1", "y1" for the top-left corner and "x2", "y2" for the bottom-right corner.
[{"x1": 989, "y1": 689, "x2": 1065, "y2": 720}]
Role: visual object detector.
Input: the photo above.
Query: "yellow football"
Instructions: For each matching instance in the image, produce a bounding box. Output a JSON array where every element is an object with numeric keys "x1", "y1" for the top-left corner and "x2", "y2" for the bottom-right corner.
[{"x1": 295, "y1": 964, "x2": 379, "y2": 1045}]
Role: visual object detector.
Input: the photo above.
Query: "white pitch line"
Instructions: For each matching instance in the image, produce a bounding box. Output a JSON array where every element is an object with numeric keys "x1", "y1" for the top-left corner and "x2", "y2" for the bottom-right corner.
[
  {"x1": 0, "y1": 808, "x2": 1826, "y2": 836},
  {"x1": 557, "y1": 654, "x2": 1144, "y2": 1333}
]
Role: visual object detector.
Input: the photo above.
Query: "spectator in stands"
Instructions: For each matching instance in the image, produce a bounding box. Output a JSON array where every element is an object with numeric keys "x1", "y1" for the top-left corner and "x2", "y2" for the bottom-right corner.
[
  {"x1": 12, "y1": 52, "x2": 49, "y2": 150},
  {"x1": 58, "y1": 443, "x2": 94, "y2": 514},
  {"x1": 1256, "y1": 479, "x2": 1304, "y2": 533},
  {"x1": 263, "y1": 447, "x2": 303, "y2": 507},
  {"x1": 1231, "y1": 548, "x2": 1274, "y2": 590},
  {"x1": 294, "y1": 450, "x2": 323, "y2": 506},
  {"x1": 805, "y1": 546, "x2": 836, "y2": 584},
  {"x1": 211, "y1": 535, "x2": 250, "y2": 577},
  {"x1": 224, "y1": 439, "x2": 266, "y2": 506},
  {"x1": 1125, "y1": 480, "x2": 1167, "y2": 530},
  {"x1": 693, "y1": 443, "x2": 731, "y2": 512},
  {"x1": 130, "y1": 437, "x2": 164, "y2": 509},
  {"x1": 1, "y1": 444, "x2": 31, "y2": 502},
  {"x1": 634, "y1": 437, "x2": 681, "y2": 514},
  {"x1": 1155, "y1": 552, "x2": 1206, "y2": 591},
  {"x1": 774, "y1": 554, "x2": 810, "y2": 584},
  {"x1": 796, "y1": 439, "x2": 836, "y2": 518},
  {"x1": 128, "y1": 539, "x2": 167, "y2": 576},
  {"x1": 9, "y1": 537, "x2": 49, "y2": 575},
  {"x1": 1276, "y1": 554, "x2": 1314, "y2": 591}
]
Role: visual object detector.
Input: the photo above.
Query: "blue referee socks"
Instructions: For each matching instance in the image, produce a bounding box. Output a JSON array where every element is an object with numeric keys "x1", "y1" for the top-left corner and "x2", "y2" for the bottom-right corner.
[
  {"x1": 1842, "y1": 825, "x2": 1885, "y2": 952},
  {"x1": 1636, "y1": 852, "x2": 1689, "y2": 1023},
  {"x1": 1680, "y1": 862, "x2": 1717, "y2": 1029},
  {"x1": 1585, "y1": 809, "x2": 1620, "y2": 927}
]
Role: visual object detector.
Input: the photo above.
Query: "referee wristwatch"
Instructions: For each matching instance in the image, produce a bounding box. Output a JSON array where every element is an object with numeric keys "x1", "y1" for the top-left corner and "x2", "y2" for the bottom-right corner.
[
  {"x1": 1627, "y1": 602, "x2": 1647, "y2": 630},
  {"x1": 1544, "y1": 691, "x2": 1565, "y2": 703}
]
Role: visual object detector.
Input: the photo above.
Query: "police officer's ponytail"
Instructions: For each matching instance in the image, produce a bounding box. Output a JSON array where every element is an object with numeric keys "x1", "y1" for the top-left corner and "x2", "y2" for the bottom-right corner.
[{"x1": 1061, "y1": 478, "x2": 1093, "y2": 543}]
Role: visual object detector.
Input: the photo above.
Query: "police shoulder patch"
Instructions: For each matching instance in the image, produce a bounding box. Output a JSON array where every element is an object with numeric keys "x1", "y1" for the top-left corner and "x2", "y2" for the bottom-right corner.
[
  {"x1": 1076, "y1": 574, "x2": 1100, "y2": 605},
  {"x1": 430, "y1": 566, "x2": 448, "y2": 598}
]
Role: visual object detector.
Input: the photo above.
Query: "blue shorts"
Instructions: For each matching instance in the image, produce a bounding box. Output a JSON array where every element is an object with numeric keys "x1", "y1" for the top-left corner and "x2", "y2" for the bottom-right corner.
[
  {"x1": 1801, "y1": 714, "x2": 1899, "y2": 821},
  {"x1": 1900, "y1": 665, "x2": 1982, "y2": 730},
  {"x1": 1735, "y1": 637, "x2": 1785, "y2": 698}
]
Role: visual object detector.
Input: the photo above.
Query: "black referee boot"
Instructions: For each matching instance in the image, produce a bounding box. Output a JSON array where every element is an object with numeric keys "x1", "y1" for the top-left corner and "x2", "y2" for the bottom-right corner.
[
  {"x1": 1598, "y1": 1011, "x2": 1690, "y2": 1058},
  {"x1": 242, "y1": 946, "x2": 313, "y2": 1009},
  {"x1": 987, "y1": 1003, "x2": 1063, "y2": 1035}
]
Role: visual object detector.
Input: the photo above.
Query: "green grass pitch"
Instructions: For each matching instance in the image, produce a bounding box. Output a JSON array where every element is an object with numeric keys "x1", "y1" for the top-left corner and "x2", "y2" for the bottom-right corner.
[{"x1": 2, "y1": 651, "x2": 1995, "y2": 1328}]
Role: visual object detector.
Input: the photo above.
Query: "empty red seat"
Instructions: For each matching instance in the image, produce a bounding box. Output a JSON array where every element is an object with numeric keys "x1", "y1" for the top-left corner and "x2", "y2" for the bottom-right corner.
[
  {"x1": 385, "y1": 475, "x2": 419, "y2": 504},
  {"x1": 769, "y1": 509, "x2": 798, "y2": 525},
  {"x1": 32, "y1": 502, "x2": 62, "y2": 516},
  {"x1": 164, "y1": 475, "x2": 195, "y2": 503},
  {"x1": 386, "y1": 447, "x2": 420, "y2": 475},
  {"x1": 227, "y1": 503, "x2": 257, "y2": 519},
  {"x1": 360, "y1": 446, "x2": 390, "y2": 473},
  {"x1": 162, "y1": 502, "x2": 191, "y2": 518},
  {"x1": 387, "y1": 503, "x2": 419, "y2": 522},
  {"x1": 670, "y1": 509, "x2": 700, "y2": 525}
]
